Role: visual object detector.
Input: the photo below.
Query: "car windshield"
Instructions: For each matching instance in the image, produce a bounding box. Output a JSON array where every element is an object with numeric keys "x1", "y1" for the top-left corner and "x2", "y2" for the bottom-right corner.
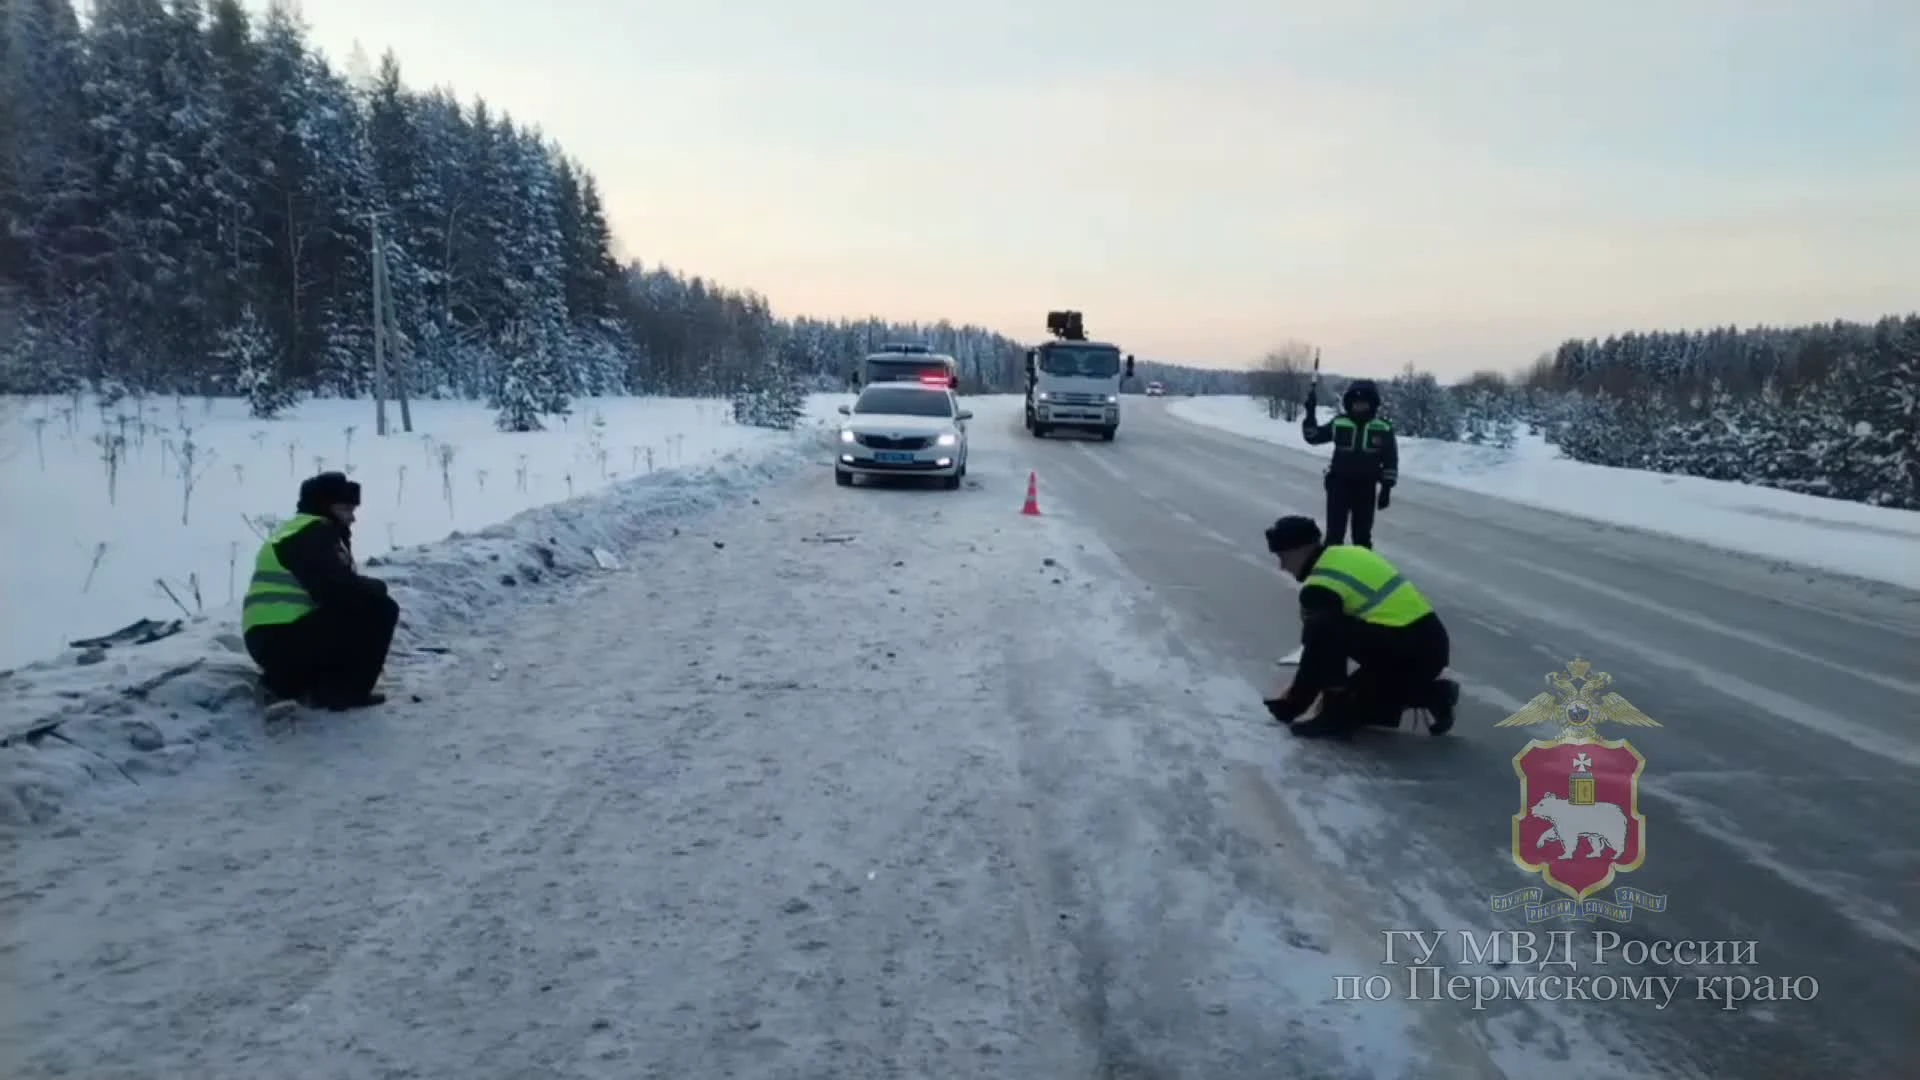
[
  {"x1": 854, "y1": 387, "x2": 953, "y2": 417},
  {"x1": 1038, "y1": 345, "x2": 1121, "y2": 377}
]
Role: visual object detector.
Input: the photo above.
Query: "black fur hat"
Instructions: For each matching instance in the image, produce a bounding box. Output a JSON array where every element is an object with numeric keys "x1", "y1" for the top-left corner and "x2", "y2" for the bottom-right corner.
[
  {"x1": 1264, "y1": 515, "x2": 1322, "y2": 553},
  {"x1": 298, "y1": 470, "x2": 361, "y2": 511}
]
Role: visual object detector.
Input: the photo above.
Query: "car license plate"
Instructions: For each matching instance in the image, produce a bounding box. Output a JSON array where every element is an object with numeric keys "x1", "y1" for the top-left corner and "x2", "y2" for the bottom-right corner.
[{"x1": 875, "y1": 451, "x2": 914, "y2": 463}]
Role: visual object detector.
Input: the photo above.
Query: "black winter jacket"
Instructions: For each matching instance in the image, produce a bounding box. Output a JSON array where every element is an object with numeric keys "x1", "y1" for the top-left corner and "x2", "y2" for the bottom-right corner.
[
  {"x1": 1302, "y1": 411, "x2": 1399, "y2": 485},
  {"x1": 274, "y1": 514, "x2": 388, "y2": 613}
]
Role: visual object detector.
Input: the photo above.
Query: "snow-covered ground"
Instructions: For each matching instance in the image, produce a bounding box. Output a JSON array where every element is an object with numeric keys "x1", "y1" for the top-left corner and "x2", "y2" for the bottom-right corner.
[
  {"x1": 1, "y1": 393, "x2": 1615, "y2": 1079},
  {"x1": 1168, "y1": 395, "x2": 1920, "y2": 590},
  {"x1": 0, "y1": 393, "x2": 813, "y2": 671},
  {"x1": 0, "y1": 393, "x2": 843, "y2": 823}
]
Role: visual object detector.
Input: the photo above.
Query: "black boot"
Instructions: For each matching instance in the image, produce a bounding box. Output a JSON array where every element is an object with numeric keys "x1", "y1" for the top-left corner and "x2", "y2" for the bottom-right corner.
[
  {"x1": 308, "y1": 690, "x2": 388, "y2": 712},
  {"x1": 1288, "y1": 698, "x2": 1358, "y2": 740},
  {"x1": 1423, "y1": 679, "x2": 1460, "y2": 735}
]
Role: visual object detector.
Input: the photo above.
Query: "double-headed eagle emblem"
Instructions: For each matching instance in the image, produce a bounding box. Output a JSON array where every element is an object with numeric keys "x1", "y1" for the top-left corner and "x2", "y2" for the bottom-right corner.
[{"x1": 1495, "y1": 658, "x2": 1660, "y2": 740}]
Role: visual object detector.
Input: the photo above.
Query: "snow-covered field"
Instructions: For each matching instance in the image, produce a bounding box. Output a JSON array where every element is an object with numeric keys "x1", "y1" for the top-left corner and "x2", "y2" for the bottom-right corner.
[
  {"x1": 2, "y1": 393, "x2": 1609, "y2": 1079},
  {"x1": 1168, "y1": 395, "x2": 1920, "y2": 590},
  {"x1": 0, "y1": 394, "x2": 821, "y2": 671},
  {"x1": 0, "y1": 392, "x2": 843, "y2": 823}
]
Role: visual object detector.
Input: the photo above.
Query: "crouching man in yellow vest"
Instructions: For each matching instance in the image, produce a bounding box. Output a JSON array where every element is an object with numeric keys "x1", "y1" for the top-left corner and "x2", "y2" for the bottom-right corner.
[
  {"x1": 1260, "y1": 515, "x2": 1460, "y2": 739},
  {"x1": 242, "y1": 471, "x2": 400, "y2": 710}
]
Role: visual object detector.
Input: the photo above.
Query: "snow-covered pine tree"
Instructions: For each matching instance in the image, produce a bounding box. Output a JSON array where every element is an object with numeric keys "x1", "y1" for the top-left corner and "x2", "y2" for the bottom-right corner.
[
  {"x1": 493, "y1": 369, "x2": 541, "y2": 432},
  {"x1": 730, "y1": 382, "x2": 760, "y2": 426},
  {"x1": 220, "y1": 305, "x2": 297, "y2": 417},
  {"x1": 0, "y1": 318, "x2": 39, "y2": 395},
  {"x1": 489, "y1": 322, "x2": 568, "y2": 431},
  {"x1": 759, "y1": 368, "x2": 807, "y2": 430}
]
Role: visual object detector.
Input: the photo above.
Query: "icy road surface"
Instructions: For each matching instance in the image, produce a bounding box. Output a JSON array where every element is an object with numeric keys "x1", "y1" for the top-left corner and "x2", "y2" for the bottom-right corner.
[
  {"x1": 1028, "y1": 400, "x2": 1920, "y2": 1080},
  {"x1": 7, "y1": 403, "x2": 1576, "y2": 1080}
]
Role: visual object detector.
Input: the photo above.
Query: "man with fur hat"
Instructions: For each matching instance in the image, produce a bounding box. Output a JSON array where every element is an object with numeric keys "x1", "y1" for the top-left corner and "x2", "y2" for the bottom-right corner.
[
  {"x1": 1301, "y1": 378, "x2": 1397, "y2": 547},
  {"x1": 1261, "y1": 514, "x2": 1458, "y2": 739},
  {"x1": 240, "y1": 471, "x2": 400, "y2": 710}
]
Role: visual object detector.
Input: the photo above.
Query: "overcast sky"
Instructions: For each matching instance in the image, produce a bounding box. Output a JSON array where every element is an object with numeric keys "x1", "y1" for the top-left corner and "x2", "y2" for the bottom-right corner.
[{"x1": 276, "y1": 0, "x2": 1920, "y2": 374}]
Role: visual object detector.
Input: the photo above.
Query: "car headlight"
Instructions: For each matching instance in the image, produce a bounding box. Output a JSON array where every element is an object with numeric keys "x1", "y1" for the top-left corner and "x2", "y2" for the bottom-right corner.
[
  {"x1": 840, "y1": 428, "x2": 856, "y2": 443},
  {"x1": 935, "y1": 432, "x2": 958, "y2": 447},
  {"x1": 1036, "y1": 392, "x2": 1050, "y2": 401},
  {"x1": 1106, "y1": 395, "x2": 1119, "y2": 404}
]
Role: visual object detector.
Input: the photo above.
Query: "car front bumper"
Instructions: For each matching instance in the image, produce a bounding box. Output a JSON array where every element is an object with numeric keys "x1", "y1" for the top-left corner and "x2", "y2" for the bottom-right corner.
[{"x1": 837, "y1": 448, "x2": 961, "y2": 475}]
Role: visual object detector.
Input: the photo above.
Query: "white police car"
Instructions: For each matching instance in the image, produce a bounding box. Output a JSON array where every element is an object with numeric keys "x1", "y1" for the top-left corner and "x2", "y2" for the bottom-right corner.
[{"x1": 835, "y1": 383, "x2": 972, "y2": 489}]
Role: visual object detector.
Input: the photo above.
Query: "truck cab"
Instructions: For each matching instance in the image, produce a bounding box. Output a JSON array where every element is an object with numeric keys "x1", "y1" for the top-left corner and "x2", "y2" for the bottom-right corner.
[{"x1": 1024, "y1": 310, "x2": 1134, "y2": 440}]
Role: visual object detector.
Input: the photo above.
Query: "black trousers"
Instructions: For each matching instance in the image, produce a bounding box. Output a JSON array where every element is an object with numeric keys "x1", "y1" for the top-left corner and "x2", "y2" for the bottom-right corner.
[
  {"x1": 1299, "y1": 612, "x2": 1449, "y2": 728},
  {"x1": 1324, "y1": 475, "x2": 1378, "y2": 547},
  {"x1": 245, "y1": 595, "x2": 399, "y2": 705}
]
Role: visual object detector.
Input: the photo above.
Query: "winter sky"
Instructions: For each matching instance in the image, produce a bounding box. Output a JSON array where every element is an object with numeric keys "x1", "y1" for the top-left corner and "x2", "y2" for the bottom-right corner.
[{"x1": 279, "y1": 0, "x2": 1917, "y2": 374}]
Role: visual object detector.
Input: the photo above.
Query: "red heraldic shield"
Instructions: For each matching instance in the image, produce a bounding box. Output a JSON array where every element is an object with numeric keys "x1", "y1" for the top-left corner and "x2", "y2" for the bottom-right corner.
[{"x1": 1510, "y1": 737, "x2": 1647, "y2": 899}]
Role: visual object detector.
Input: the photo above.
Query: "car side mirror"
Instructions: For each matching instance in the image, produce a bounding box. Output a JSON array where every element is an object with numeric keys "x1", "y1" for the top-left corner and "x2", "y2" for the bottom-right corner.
[
  {"x1": 956, "y1": 410, "x2": 973, "y2": 421},
  {"x1": 837, "y1": 404, "x2": 851, "y2": 415}
]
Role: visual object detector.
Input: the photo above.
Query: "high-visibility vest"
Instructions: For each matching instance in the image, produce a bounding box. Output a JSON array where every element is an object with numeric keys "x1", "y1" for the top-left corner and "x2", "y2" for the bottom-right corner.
[
  {"x1": 1330, "y1": 415, "x2": 1393, "y2": 451},
  {"x1": 241, "y1": 513, "x2": 324, "y2": 631},
  {"x1": 1304, "y1": 545, "x2": 1433, "y2": 627}
]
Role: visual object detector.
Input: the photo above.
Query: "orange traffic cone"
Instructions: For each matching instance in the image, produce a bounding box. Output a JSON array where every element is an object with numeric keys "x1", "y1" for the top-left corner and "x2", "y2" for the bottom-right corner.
[{"x1": 1020, "y1": 471, "x2": 1041, "y2": 515}]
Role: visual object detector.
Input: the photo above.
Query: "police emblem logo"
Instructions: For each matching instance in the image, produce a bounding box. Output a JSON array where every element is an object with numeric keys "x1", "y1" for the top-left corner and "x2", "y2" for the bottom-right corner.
[{"x1": 1490, "y1": 658, "x2": 1669, "y2": 923}]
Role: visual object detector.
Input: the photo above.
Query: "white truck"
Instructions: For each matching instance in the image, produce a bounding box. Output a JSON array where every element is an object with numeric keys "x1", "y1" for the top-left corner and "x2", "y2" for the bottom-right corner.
[{"x1": 1024, "y1": 310, "x2": 1135, "y2": 440}]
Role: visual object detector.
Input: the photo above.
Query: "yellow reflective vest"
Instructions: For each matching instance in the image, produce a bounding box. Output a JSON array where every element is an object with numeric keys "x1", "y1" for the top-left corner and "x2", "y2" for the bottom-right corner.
[
  {"x1": 240, "y1": 514, "x2": 324, "y2": 632},
  {"x1": 1303, "y1": 545, "x2": 1433, "y2": 627}
]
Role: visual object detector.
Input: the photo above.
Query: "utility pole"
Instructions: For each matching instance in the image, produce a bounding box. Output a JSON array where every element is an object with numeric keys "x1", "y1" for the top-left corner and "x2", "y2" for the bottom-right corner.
[
  {"x1": 368, "y1": 212, "x2": 390, "y2": 436},
  {"x1": 374, "y1": 224, "x2": 413, "y2": 432},
  {"x1": 366, "y1": 211, "x2": 415, "y2": 435}
]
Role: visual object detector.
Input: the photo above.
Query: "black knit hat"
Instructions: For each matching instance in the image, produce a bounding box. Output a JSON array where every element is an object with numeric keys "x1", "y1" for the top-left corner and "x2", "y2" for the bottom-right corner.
[
  {"x1": 1264, "y1": 514, "x2": 1321, "y2": 553},
  {"x1": 298, "y1": 470, "x2": 361, "y2": 510}
]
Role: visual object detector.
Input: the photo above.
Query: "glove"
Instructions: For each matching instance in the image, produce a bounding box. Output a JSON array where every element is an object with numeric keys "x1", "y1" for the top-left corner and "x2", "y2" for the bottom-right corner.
[
  {"x1": 1264, "y1": 696, "x2": 1305, "y2": 725},
  {"x1": 1377, "y1": 486, "x2": 1391, "y2": 510}
]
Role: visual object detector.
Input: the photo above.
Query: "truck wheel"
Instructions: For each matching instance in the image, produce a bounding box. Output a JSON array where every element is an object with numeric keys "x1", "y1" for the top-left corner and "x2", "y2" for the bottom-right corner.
[
  {"x1": 835, "y1": 468, "x2": 852, "y2": 486},
  {"x1": 1033, "y1": 423, "x2": 1050, "y2": 437},
  {"x1": 1099, "y1": 426, "x2": 1116, "y2": 441}
]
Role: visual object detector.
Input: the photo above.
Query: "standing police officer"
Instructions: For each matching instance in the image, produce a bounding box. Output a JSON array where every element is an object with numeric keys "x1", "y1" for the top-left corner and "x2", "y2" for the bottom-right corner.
[{"x1": 1302, "y1": 378, "x2": 1397, "y2": 547}]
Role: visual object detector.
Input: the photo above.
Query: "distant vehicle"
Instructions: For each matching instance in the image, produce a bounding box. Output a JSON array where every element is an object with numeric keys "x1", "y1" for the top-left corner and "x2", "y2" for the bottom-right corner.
[
  {"x1": 835, "y1": 382, "x2": 972, "y2": 490},
  {"x1": 1024, "y1": 310, "x2": 1135, "y2": 440},
  {"x1": 854, "y1": 344, "x2": 960, "y2": 391},
  {"x1": 1145, "y1": 381, "x2": 1166, "y2": 396}
]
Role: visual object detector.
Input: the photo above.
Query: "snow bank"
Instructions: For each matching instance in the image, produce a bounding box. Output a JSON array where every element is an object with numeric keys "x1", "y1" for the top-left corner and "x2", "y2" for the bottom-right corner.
[
  {"x1": 0, "y1": 394, "x2": 839, "y2": 827},
  {"x1": 1168, "y1": 396, "x2": 1920, "y2": 590},
  {"x1": 0, "y1": 394, "x2": 815, "y2": 670}
]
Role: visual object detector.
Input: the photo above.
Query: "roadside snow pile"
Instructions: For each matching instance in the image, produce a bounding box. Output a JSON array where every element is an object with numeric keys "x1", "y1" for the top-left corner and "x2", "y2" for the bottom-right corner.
[
  {"x1": 0, "y1": 393, "x2": 833, "y2": 671},
  {"x1": 1168, "y1": 396, "x2": 1920, "y2": 590},
  {"x1": 0, "y1": 396, "x2": 836, "y2": 828}
]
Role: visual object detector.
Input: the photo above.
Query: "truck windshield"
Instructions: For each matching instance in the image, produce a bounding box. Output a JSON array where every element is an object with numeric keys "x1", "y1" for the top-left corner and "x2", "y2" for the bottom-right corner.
[
  {"x1": 1038, "y1": 345, "x2": 1121, "y2": 378},
  {"x1": 854, "y1": 388, "x2": 953, "y2": 417}
]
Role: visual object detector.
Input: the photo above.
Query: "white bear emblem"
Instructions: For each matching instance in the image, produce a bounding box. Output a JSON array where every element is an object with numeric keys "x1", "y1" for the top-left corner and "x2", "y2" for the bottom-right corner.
[{"x1": 1529, "y1": 792, "x2": 1628, "y2": 860}]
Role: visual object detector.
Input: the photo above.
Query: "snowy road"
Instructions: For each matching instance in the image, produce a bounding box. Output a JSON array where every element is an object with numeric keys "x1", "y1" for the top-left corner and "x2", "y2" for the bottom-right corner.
[
  {"x1": 7, "y1": 397, "x2": 1914, "y2": 1079},
  {"x1": 1027, "y1": 400, "x2": 1920, "y2": 1080},
  {"x1": 8, "y1": 406, "x2": 1529, "y2": 1080}
]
